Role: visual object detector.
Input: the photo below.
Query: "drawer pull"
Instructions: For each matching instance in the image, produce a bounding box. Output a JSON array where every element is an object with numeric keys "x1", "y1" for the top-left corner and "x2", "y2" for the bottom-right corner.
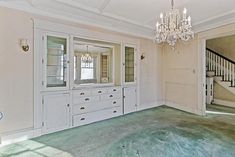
[
  {"x1": 80, "y1": 107, "x2": 85, "y2": 110},
  {"x1": 85, "y1": 98, "x2": 90, "y2": 101},
  {"x1": 109, "y1": 95, "x2": 113, "y2": 98},
  {"x1": 113, "y1": 111, "x2": 117, "y2": 113},
  {"x1": 113, "y1": 89, "x2": 117, "y2": 91},
  {"x1": 113, "y1": 101, "x2": 117, "y2": 104},
  {"x1": 80, "y1": 92, "x2": 85, "y2": 95},
  {"x1": 98, "y1": 91, "x2": 102, "y2": 93},
  {"x1": 80, "y1": 118, "x2": 85, "y2": 121}
]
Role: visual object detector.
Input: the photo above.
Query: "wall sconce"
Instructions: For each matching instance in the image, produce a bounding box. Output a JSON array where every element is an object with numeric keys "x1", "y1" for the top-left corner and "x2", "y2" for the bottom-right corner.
[
  {"x1": 141, "y1": 53, "x2": 145, "y2": 60},
  {"x1": 20, "y1": 39, "x2": 29, "y2": 52}
]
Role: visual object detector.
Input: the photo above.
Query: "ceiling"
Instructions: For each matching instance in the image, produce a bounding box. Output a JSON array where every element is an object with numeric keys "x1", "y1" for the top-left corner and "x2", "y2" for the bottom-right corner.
[{"x1": 1, "y1": 0, "x2": 235, "y2": 38}]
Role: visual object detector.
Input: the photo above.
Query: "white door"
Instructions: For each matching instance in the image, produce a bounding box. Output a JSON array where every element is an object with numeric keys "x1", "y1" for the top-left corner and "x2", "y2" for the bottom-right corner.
[
  {"x1": 123, "y1": 87, "x2": 137, "y2": 114},
  {"x1": 43, "y1": 93, "x2": 70, "y2": 133}
]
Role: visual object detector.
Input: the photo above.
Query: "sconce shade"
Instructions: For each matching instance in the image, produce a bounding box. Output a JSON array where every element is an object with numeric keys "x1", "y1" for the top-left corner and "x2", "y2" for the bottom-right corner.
[{"x1": 20, "y1": 39, "x2": 29, "y2": 52}]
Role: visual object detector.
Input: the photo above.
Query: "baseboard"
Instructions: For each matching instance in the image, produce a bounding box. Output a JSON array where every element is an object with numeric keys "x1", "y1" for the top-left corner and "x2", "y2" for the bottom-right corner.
[
  {"x1": 137, "y1": 100, "x2": 164, "y2": 111},
  {"x1": 0, "y1": 128, "x2": 42, "y2": 147},
  {"x1": 213, "y1": 99, "x2": 235, "y2": 108},
  {"x1": 165, "y1": 101, "x2": 202, "y2": 115}
]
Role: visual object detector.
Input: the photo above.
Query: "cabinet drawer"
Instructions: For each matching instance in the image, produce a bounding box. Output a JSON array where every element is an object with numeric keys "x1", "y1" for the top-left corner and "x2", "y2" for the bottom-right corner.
[
  {"x1": 100, "y1": 93, "x2": 121, "y2": 100},
  {"x1": 107, "y1": 87, "x2": 122, "y2": 94},
  {"x1": 72, "y1": 99, "x2": 122, "y2": 115},
  {"x1": 73, "y1": 96, "x2": 99, "y2": 104},
  {"x1": 91, "y1": 88, "x2": 107, "y2": 95},
  {"x1": 73, "y1": 90, "x2": 91, "y2": 98},
  {"x1": 72, "y1": 107, "x2": 122, "y2": 127}
]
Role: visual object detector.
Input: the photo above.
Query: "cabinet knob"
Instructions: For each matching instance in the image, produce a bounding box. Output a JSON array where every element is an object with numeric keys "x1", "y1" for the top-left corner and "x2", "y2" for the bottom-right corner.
[
  {"x1": 80, "y1": 118, "x2": 85, "y2": 121},
  {"x1": 113, "y1": 111, "x2": 117, "y2": 113},
  {"x1": 67, "y1": 104, "x2": 70, "y2": 107},
  {"x1": 109, "y1": 95, "x2": 113, "y2": 98},
  {"x1": 80, "y1": 93, "x2": 85, "y2": 95},
  {"x1": 80, "y1": 107, "x2": 85, "y2": 110},
  {"x1": 113, "y1": 101, "x2": 117, "y2": 104},
  {"x1": 113, "y1": 89, "x2": 117, "y2": 91},
  {"x1": 98, "y1": 91, "x2": 102, "y2": 93},
  {"x1": 85, "y1": 98, "x2": 90, "y2": 101}
]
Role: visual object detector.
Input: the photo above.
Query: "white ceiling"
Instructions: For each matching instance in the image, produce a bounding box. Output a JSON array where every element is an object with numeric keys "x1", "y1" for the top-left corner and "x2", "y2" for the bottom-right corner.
[{"x1": 1, "y1": 0, "x2": 235, "y2": 38}]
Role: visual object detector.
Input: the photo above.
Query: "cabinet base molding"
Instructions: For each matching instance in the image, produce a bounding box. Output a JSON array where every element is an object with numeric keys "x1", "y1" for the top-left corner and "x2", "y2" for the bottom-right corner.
[{"x1": 0, "y1": 128, "x2": 42, "y2": 147}]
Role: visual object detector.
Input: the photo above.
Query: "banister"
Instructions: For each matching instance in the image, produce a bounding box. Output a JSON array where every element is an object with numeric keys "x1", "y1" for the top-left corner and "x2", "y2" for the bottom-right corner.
[{"x1": 206, "y1": 48, "x2": 235, "y2": 65}]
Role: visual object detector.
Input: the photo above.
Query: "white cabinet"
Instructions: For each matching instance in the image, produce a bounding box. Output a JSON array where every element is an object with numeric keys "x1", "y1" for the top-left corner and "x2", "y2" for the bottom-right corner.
[
  {"x1": 123, "y1": 86, "x2": 137, "y2": 114},
  {"x1": 42, "y1": 93, "x2": 70, "y2": 134},
  {"x1": 206, "y1": 77, "x2": 214, "y2": 104},
  {"x1": 123, "y1": 45, "x2": 137, "y2": 85},
  {"x1": 72, "y1": 86, "x2": 123, "y2": 127},
  {"x1": 41, "y1": 32, "x2": 70, "y2": 91}
]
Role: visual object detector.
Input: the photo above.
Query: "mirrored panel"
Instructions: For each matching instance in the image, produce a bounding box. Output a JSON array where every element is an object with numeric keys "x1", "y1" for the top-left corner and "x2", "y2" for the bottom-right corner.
[
  {"x1": 46, "y1": 36, "x2": 67, "y2": 87},
  {"x1": 73, "y1": 41, "x2": 113, "y2": 85}
]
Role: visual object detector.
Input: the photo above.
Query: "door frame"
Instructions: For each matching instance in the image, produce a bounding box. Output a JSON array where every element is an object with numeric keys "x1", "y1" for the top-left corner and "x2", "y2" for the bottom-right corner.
[{"x1": 198, "y1": 24, "x2": 235, "y2": 116}]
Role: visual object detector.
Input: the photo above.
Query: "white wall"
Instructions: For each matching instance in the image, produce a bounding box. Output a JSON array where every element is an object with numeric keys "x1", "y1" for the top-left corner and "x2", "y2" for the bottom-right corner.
[
  {"x1": 139, "y1": 39, "x2": 163, "y2": 108},
  {"x1": 0, "y1": 7, "x2": 163, "y2": 135},
  {"x1": 0, "y1": 7, "x2": 34, "y2": 134},
  {"x1": 207, "y1": 35, "x2": 235, "y2": 61},
  {"x1": 163, "y1": 37, "x2": 200, "y2": 114}
]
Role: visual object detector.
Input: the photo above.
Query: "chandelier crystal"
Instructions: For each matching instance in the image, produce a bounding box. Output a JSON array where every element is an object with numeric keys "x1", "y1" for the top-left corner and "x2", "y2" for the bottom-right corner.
[
  {"x1": 81, "y1": 46, "x2": 92, "y2": 64},
  {"x1": 155, "y1": 0, "x2": 194, "y2": 47}
]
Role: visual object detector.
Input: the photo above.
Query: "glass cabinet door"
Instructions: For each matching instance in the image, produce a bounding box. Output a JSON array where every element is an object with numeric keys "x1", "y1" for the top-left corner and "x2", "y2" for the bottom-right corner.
[
  {"x1": 43, "y1": 34, "x2": 68, "y2": 89},
  {"x1": 124, "y1": 46, "x2": 136, "y2": 83}
]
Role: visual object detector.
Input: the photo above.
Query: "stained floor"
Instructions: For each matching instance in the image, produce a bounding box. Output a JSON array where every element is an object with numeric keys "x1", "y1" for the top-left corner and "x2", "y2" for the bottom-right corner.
[{"x1": 0, "y1": 105, "x2": 235, "y2": 157}]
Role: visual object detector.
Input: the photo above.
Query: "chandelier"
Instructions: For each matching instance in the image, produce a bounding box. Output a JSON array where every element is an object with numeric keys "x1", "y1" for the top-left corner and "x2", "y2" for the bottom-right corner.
[
  {"x1": 81, "y1": 46, "x2": 92, "y2": 64},
  {"x1": 155, "y1": 0, "x2": 194, "y2": 47}
]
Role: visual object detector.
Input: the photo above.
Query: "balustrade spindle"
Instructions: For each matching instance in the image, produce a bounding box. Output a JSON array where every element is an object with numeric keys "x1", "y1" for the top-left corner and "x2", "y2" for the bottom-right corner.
[
  {"x1": 232, "y1": 64, "x2": 234, "y2": 86},
  {"x1": 209, "y1": 52, "x2": 212, "y2": 71},
  {"x1": 223, "y1": 59, "x2": 226, "y2": 81},
  {"x1": 215, "y1": 56, "x2": 219, "y2": 76},
  {"x1": 230, "y1": 62, "x2": 232, "y2": 81},
  {"x1": 227, "y1": 61, "x2": 229, "y2": 81},
  {"x1": 219, "y1": 57, "x2": 221, "y2": 75},
  {"x1": 208, "y1": 52, "x2": 211, "y2": 71}
]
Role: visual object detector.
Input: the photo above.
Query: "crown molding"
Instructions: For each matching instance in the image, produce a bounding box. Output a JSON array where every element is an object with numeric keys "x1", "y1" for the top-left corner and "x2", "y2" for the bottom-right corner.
[
  {"x1": 194, "y1": 10, "x2": 235, "y2": 33},
  {"x1": 1, "y1": 1, "x2": 235, "y2": 39},
  {"x1": 0, "y1": 1, "x2": 154, "y2": 39}
]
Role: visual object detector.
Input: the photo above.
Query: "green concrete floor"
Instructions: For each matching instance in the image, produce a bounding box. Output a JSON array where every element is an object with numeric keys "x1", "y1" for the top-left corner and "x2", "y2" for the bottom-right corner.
[{"x1": 0, "y1": 105, "x2": 235, "y2": 157}]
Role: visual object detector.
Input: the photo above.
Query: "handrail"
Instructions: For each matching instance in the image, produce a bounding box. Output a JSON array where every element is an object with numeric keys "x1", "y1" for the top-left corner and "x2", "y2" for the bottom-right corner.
[{"x1": 206, "y1": 48, "x2": 235, "y2": 65}]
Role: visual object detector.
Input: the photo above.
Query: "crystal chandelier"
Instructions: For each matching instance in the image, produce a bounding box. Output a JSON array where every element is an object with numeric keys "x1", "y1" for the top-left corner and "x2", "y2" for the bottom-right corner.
[
  {"x1": 81, "y1": 46, "x2": 92, "y2": 64},
  {"x1": 155, "y1": 0, "x2": 194, "y2": 47}
]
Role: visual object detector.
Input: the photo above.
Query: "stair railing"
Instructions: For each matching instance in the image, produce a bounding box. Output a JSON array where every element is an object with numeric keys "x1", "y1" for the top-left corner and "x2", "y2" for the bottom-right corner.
[{"x1": 206, "y1": 48, "x2": 235, "y2": 87}]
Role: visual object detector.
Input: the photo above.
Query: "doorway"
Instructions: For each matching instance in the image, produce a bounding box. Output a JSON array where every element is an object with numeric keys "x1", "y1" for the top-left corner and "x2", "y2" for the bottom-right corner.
[{"x1": 202, "y1": 35, "x2": 235, "y2": 115}]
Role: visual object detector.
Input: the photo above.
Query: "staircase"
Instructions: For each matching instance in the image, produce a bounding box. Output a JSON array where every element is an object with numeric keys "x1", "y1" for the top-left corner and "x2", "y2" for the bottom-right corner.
[{"x1": 206, "y1": 48, "x2": 235, "y2": 94}]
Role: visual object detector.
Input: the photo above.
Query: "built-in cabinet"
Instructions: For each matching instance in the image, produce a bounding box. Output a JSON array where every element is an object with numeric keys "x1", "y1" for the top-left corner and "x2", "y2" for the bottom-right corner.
[
  {"x1": 42, "y1": 33, "x2": 69, "y2": 91},
  {"x1": 35, "y1": 21, "x2": 139, "y2": 135},
  {"x1": 206, "y1": 77, "x2": 214, "y2": 104},
  {"x1": 124, "y1": 45, "x2": 136, "y2": 84},
  {"x1": 42, "y1": 93, "x2": 70, "y2": 133},
  {"x1": 123, "y1": 86, "x2": 137, "y2": 114},
  {"x1": 72, "y1": 86, "x2": 122, "y2": 127}
]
